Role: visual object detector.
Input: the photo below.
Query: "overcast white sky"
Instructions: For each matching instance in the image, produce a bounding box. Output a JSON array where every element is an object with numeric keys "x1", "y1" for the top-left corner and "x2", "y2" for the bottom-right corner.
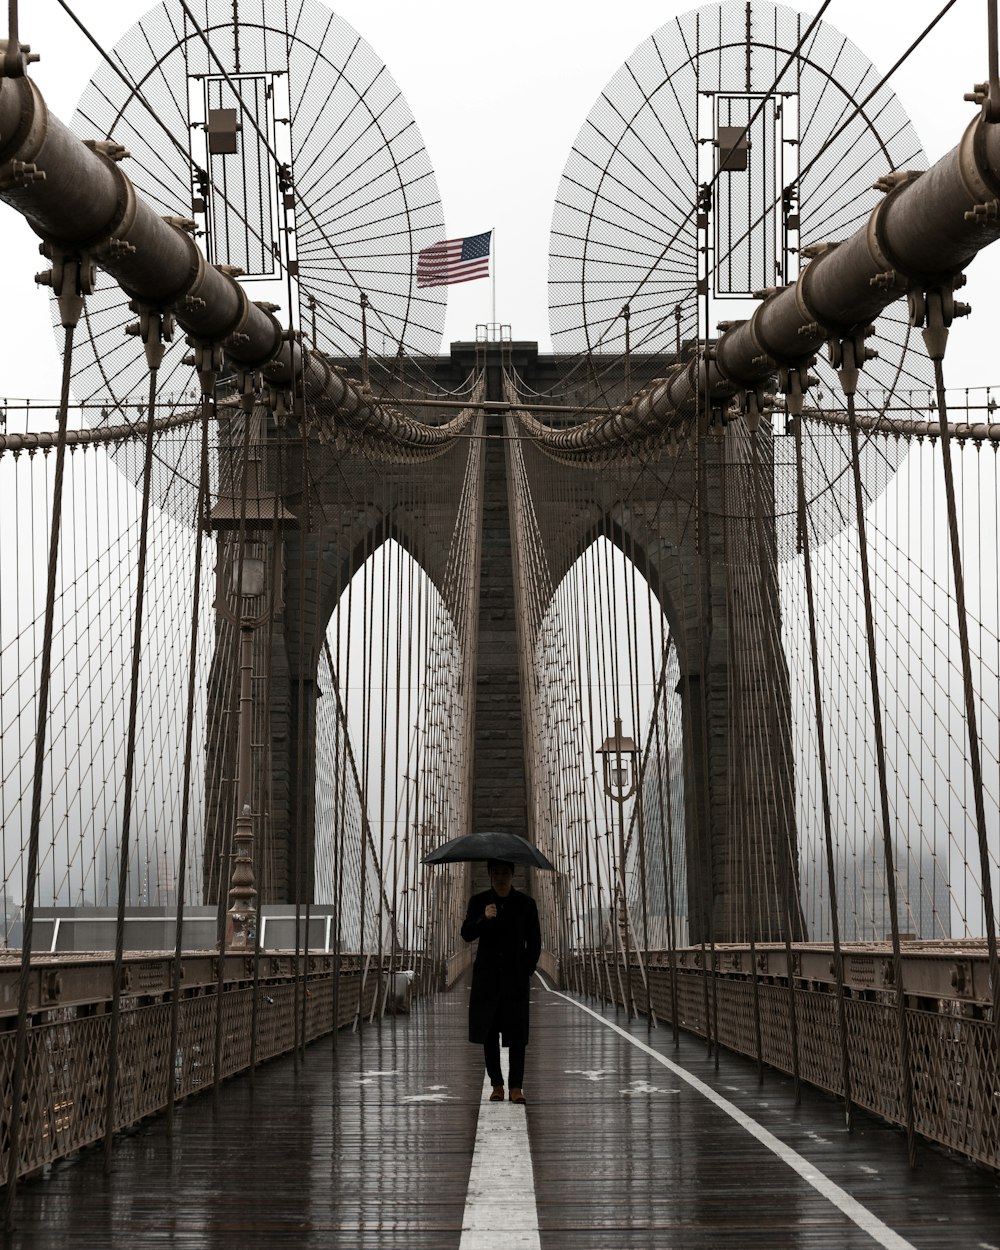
[{"x1": 3, "y1": 0, "x2": 999, "y2": 399}]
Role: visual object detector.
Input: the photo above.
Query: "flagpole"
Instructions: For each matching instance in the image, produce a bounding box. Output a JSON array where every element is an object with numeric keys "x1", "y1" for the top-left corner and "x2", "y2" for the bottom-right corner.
[{"x1": 491, "y1": 227, "x2": 496, "y2": 329}]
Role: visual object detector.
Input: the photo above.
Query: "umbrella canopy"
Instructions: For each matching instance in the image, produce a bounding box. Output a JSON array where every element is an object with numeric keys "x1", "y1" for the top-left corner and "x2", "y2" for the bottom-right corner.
[{"x1": 421, "y1": 830, "x2": 556, "y2": 871}]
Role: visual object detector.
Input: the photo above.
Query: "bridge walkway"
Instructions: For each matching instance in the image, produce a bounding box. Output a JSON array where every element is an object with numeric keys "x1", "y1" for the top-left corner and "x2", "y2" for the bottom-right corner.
[{"x1": 6, "y1": 978, "x2": 1000, "y2": 1249}]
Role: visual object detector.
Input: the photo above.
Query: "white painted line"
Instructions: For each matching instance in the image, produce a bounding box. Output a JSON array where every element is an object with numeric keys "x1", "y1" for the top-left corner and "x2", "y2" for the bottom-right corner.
[
  {"x1": 460, "y1": 1073, "x2": 541, "y2": 1250},
  {"x1": 546, "y1": 986, "x2": 918, "y2": 1250}
]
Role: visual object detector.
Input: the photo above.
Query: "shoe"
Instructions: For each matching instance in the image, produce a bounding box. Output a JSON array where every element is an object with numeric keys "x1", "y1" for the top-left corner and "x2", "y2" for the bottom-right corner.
[
  {"x1": 489, "y1": 1086, "x2": 505, "y2": 1102},
  {"x1": 509, "y1": 1087, "x2": 527, "y2": 1104}
]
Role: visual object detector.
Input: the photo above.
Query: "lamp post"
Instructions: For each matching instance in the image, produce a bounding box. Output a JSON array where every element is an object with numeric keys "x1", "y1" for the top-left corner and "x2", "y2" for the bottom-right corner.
[
  {"x1": 219, "y1": 550, "x2": 266, "y2": 950},
  {"x1": 597, "y1": 716, "x2": 638, "y2": 1016}
]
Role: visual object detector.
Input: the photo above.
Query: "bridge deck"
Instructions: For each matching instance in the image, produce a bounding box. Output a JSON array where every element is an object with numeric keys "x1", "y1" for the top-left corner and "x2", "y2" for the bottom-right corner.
[{"x1": 6, "y1": 979, "x2": 1000, "y2": 1249}]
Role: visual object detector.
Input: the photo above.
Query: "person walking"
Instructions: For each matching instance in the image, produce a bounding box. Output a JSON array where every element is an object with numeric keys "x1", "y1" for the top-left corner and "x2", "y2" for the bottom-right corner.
[{"x1": 461, "y1": 859, "x2": 541, "y2": 1104}]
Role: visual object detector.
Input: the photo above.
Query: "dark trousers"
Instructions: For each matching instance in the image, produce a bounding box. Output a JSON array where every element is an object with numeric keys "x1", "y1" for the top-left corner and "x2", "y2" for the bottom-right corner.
[{"x1": 484, "y1": 1022, "x2": 525, "y2": 1088}]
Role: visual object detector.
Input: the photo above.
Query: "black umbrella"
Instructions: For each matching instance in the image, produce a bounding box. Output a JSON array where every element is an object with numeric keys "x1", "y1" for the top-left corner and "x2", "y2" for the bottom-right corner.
[{"x1": 421, "y1": 830, "x2": 556, "y2": 871}]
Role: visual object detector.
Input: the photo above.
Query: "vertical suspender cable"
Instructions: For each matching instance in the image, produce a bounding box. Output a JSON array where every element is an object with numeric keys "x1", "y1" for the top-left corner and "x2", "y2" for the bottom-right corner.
[
  {"x1": 844, "y1": 373, "x2": 916, "y2": 1165},
  {"x1": 659, "y1": 637, "x2": 682, "y2": 1043},
  {"x1": 927, "y1": 348, "x2": 1000, "y2": 1067},
  {"x1": 594, "y1": 540, "x2": 630, "y2": 1012},
  {"x1": 695, "y1": 181, "x2": 720, "y2": 1060},
  {"x1": 671, "y1": 481, "x2": 712, "y2": 1048},
  {"x1": 720, "y1": 434, "x2": 764, "y2": 1080},
  {"x1": 579, "y1": 555, "x2": 614, "y2": 1005},
  {"x1": 622, "y1": 488, "x2": 655, "y2": 1021},
  {"x1": 794, "y1": 413, "x2": 853, "y2": 1127},
  {"x1": 323, "y1": 639, "x2": 343, "y2": 1028},
  {"x1": 104, "y1": 334, "x2": 165, "y2": 1170},
  {"x1": 568, "y1": 555, "x2": 599, "y2": 998},
  {"x1": 695, "y1": 434, "x2": 720, "y2": 1063},
  {"x1": 358, "y1": 495, "x2": 376, "y2": 1015},
  {"x1": 333, "y1": 465, "x2": 360, "y2": 1022},
  {"x1": 167, "y1": 382, "x2": 214, "y2": 1132},
  {"x1": 374, "y1": 514, "x2": 393, "y2": 1022},
  {"x1": 749, "y1": 429, "x2": 801, "y2": 1100},
  {"x1": 213, "y1": 397, "x2": 254, "y2": 1094},
  {"x1": 600, "y1": 512, "x2": 633, "y2": 1015},
  {"x1": 412, "y1": 514, "x2": 430, "y2": 994},
  {"x1": 390, "y1": 537, "x2": 405, "y2": 991},
  {"x1": 648, "y1": 627, "x2": 679, "y2": 1037},
  {"x1": 250, "y1": 437, "x2": 286, "y2": 1077},
  {"x1": 278, "y1": 139, "x2": 313, "y2": 1058},
  {"x1": 341, "y1": 494, "x2": 360, "y2": 1007},
  {"x1": 292, "y1": 415, "x2": 310, "y2": 1059},
  {"x1": 405, "y1": 507, "x2": 422, "y2": 995},
  {"x1": 3, "y1": 316, "x2": 77, "y2": 1231}
]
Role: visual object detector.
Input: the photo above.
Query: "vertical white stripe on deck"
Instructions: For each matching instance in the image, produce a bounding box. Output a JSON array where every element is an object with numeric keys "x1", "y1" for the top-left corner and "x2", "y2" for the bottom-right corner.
[{"x1": 460, "y1": 1074, "x2": 541, "y2": 1249}]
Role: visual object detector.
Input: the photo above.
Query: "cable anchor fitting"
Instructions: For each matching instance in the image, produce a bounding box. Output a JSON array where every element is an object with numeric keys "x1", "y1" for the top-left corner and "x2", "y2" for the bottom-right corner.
[
  {"x1": 0, "y1": 160, "x2": 44, "y2": 191},
  {"x1": 82, "y1": 139, "x2": 129, "y2": 163},
  {"x1": 107, "y1": 238, "x2": 137, "y2": 260},
  {"x1": 183, "y1": 341, "x2": 224, "y2": 397},
  {"x1": 265, "y1": 386, "x2": 294, "y2": 426},
  {"x1": 964, "y1": 199, "x2": 999, "y2": 225},
  {"x1": 0, "y1": 38, "x2": 39, "y2": 79},
  {"x1": 125, "y1": 300, "x2": 175, "y2": 371},
  {"x1": 738, "y1": 383, "x2": 775, "y2": 433},
  {"x1": 828, "y1": 329, "x2": 877, "y2": 398},
  {"x1": 235, "y1": 367, "x2": 260, "y2": 414},
  {"x1": 35, "y1": 244, "x2": 96, "y2": 328},
  {"x1": 778, "y1": 361, "x2": 818, "y2": 430},
  {"x1": 908, "y1": 276, "x2": 971, "y2": 362}
]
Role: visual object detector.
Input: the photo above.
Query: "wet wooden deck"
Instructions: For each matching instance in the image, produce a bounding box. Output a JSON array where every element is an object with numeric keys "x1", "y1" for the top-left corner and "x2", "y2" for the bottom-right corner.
[{"x1": 6, "y1": 978, "x2": 1000, "y2": 1248}]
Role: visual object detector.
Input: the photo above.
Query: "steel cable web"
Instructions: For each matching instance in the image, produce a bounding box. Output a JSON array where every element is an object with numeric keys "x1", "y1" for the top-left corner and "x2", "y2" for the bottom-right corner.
[
  {"x1": 507, "y1": 375, "x2": 795, "y2": 950},
  {"x1": 537, "y1": 0, "x2": 964, "y2": 567},
  {"x1": 1, "y1": 0, "x2": 990, "y2": 955},
  {"x1": 497, "y1": 372, "x2": 1000, "y2": 1152},
  {"x1": 51, "y1": 0, "x2": 477, "y2": 405},
  {"x1": 1, "y1": 0, "x2": 488, "y2": 960},
  {"x1": 501, "y1": 365, "x2": 1000, "y2": 969},
  {"x1": 0, "y1": 420, "x2": 215, "y2": 927},
  {"x1": 295, "y1": 392, "x2": 485, "y2": 988},
  {"x1": 0, "y1": 371, "x2": 490, "y2": 1038},
  {"x1": 49, "y1": 0, "x2": 450, "y2": 527},
  {"x1": 548, "y1": 0, "x2": 924, "y2": 362}
]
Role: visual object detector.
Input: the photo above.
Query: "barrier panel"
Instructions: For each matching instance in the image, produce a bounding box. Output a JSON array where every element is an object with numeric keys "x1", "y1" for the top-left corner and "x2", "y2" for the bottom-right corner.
[{"x1": 0, "y1": 952, "x2": 427, "y2": 1181}]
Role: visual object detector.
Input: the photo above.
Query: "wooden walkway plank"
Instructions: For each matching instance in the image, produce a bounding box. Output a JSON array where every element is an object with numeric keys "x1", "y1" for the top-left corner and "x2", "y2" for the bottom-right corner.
[
  {"x1": 3, "y1": 981, "x2": 1000, "y2": 1248},
  {"x1": 6, "y1": 993, "x2": 481, "y2": 1249}
]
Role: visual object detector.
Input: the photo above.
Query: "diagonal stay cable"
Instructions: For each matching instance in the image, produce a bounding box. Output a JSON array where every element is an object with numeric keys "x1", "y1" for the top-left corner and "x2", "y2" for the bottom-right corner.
[
  {"x1": 56, "y1": 0, "x2": 198, "y2": 170},
  {"x1": 58, "y1": 1, "x2": 439, "y2": 388},
  {"x1": 566, "y1": 0, "x2": 954, "y2": 391},
  {"x1": 644, "y1": 0, "x2": 961, "y2": 359},
  {"x1": 794, "y1": 0, "x2": 960, "y2": 190},
  {"x1": 55, "y1": 0, "x2": 272, "y2": 265}
]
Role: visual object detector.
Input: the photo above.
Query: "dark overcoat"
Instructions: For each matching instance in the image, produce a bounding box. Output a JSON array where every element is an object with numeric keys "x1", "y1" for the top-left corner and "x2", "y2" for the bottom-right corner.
[{"x1": 461, "y1": 887, "x2": 541, "y2": 1047}]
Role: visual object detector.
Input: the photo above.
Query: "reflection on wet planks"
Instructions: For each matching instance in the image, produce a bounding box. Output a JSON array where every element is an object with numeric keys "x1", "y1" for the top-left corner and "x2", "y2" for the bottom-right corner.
[
  {"x1": 7, "y1": 992, "x2": 481, "y2": 1250},
  {"x1": 529, "y1": 986, "x2": 1000, "y2": 1250},
  {"x1": 4, "y1": 981, "x2": 1000, "y2": 1250}
]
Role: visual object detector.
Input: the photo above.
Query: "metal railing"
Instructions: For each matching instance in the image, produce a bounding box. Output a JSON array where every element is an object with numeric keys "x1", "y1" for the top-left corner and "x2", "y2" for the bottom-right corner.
[{"x1": 0, "y1": 952, "x2": 426, "y2": 1182}]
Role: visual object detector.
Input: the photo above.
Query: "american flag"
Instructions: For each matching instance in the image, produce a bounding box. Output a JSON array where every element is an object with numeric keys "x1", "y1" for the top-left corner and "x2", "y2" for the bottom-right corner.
[{"x1": 416, "y1": 231, "x2": 491, "y2": 288}]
